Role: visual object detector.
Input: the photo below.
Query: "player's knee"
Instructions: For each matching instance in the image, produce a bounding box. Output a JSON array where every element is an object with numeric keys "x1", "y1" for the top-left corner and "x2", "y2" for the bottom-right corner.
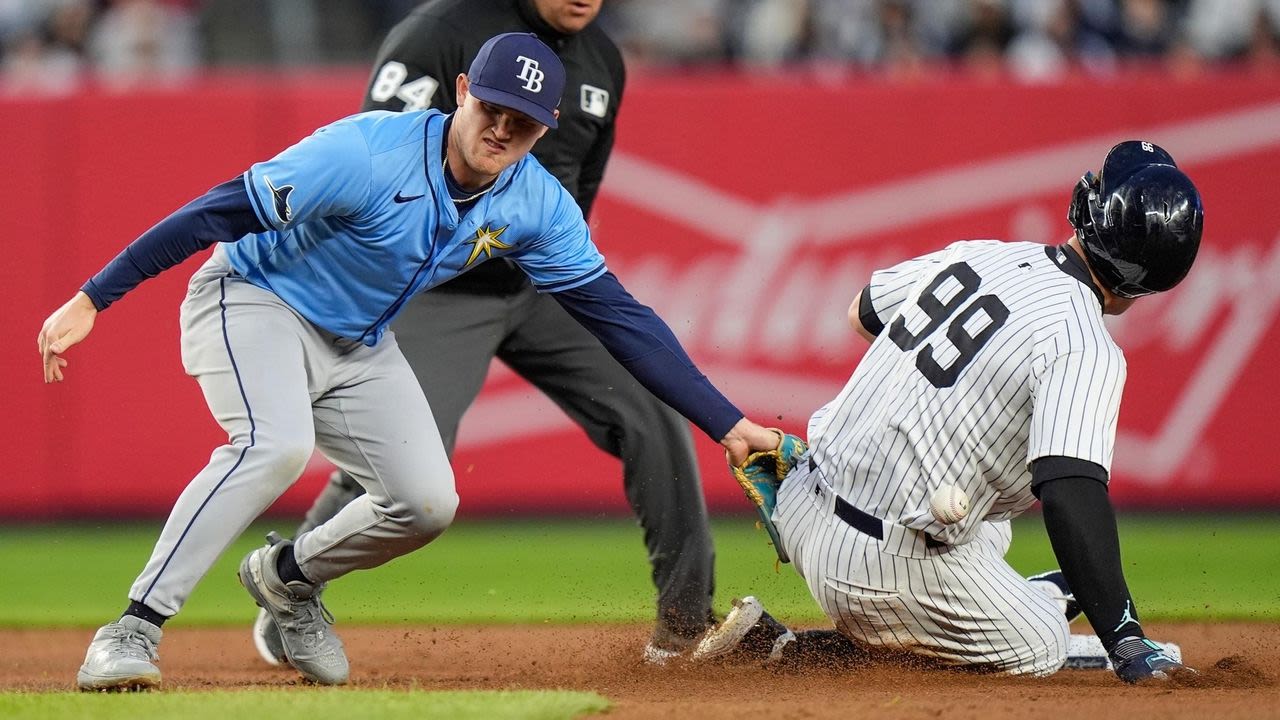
[
  {"x1": 417, "y1": 487, "x2": 460, "y2": 533},
  {"x1": 1006, "y1": 617, "x2": 1070, "y2": 677},
  {"x1": 1043, "y1": 616, "x2": 1070, "y2": 672},
  {"x1": 257, "y1": 435, "x2": 314, "y2": 483},
  {"x1": 386, "y1": 486, "x2": 459, "y2": 540},
  {"x1": 1034, "y1": 594, "x2": 1071, "y2": 673}
]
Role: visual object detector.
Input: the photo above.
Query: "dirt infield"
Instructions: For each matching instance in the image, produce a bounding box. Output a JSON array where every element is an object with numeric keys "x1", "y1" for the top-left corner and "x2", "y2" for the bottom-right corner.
[{"x1": 3, "y1": 622, "x2": 1277, "y2": 719}]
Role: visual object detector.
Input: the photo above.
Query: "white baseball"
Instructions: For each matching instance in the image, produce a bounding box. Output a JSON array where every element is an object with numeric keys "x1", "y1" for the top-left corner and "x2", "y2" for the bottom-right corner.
[{"x1": 929, "y1": 484, "x2": 970, "y2": 524}]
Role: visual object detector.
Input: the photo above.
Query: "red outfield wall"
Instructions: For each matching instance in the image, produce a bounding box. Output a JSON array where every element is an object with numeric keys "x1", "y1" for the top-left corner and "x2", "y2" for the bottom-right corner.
[{"x1": 3, "y1": 69, "x2": 1279, "y2": 518}]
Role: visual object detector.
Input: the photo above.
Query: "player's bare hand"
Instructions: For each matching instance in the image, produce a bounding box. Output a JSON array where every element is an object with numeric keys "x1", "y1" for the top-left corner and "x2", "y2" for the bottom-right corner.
[
  {"x1": 720, "y1": 418, "x2": 783, "y2": 466},
  {"x1": 38, "y1": 291, "x2": 98, "y2": 383}
]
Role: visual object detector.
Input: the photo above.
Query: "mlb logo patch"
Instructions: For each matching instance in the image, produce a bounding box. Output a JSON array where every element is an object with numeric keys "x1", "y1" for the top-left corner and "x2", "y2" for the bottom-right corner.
[{"x1": 580, "y1": 84, "x2": 609, "y2": 118}]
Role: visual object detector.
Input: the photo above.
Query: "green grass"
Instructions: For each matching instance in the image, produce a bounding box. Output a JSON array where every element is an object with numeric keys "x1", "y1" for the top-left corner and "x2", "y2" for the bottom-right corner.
[
  {"x1": 0, "y1": 689, "x2": 610, "y2": 720},
  {"x1": 0, "y1": 514, "x2": 1276, "y2": 628}
]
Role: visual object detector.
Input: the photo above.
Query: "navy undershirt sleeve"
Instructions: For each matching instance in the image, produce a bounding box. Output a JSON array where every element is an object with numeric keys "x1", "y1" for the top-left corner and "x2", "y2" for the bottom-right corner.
[
  {"x1": 552, "y1": 272, "x2": 744, "y2": 441},
  {"x1": 81, "y1": 176, "x2": 266, "y2": 311},
  {"x1": 1033, "y1": 458, "x2": 1144, "y2": 652}
]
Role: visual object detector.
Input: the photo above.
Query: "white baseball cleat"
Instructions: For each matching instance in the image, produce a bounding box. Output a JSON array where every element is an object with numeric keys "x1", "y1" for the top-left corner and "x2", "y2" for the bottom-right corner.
[{"x1": 692, "y1": 596, "x2": 795, "y2": 662}]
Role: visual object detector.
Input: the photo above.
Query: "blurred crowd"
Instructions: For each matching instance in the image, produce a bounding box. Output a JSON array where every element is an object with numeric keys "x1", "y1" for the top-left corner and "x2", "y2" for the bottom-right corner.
[
  {"x1": 2, "y1": 0, "x2": 1278, "y2": 95},
  {"x1": 603, "y1": 0, "x2": 1280, "y2": 79}
]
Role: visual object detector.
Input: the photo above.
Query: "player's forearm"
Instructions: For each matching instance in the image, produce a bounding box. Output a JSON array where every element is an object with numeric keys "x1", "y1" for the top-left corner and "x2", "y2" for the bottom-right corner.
[
  {"x1": 81, "y1": 176, "x2": 266, "y2": 310},
  {"x1": 552, "y1": 272, "x2": 743, "y2": 440},
  {"x1": 610, "y1": 345, "x2": 743, "y2": 440},
  {"x1": 1036, "y1": 475, "x2": 1145, "y2": 651}
]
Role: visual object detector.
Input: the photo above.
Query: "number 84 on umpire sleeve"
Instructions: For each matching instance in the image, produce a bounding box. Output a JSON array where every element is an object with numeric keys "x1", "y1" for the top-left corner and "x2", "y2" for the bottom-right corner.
[{"x1": 887, "y1": 262, "x2": 1010, "y2": 389}]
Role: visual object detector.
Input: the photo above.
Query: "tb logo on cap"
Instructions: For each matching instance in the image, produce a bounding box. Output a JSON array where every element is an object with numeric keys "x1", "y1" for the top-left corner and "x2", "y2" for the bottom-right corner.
[{"x1": 516, "y1": 55, "x2": 544, "y2": 92}]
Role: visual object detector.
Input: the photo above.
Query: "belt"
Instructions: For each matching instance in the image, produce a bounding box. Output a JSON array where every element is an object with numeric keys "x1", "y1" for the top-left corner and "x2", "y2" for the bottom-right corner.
[{"x1": 809, "y1": 458, "x2": 946, "y2": 550}]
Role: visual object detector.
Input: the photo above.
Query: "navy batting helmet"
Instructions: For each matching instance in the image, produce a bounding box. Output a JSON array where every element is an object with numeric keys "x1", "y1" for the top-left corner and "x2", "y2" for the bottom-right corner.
[{"x1": 1068, "y1": 141, "x2": 1204, "y2": 298}]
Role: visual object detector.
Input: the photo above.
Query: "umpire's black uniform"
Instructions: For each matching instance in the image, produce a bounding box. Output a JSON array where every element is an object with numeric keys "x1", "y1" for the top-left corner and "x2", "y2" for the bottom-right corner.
[{"x1": 304, "y1": 0, "x2": 715, "y2": 647}]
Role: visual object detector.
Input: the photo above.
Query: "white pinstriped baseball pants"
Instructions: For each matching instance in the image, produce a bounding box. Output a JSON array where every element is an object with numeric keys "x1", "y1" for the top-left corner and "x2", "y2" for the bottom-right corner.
[{"x1": 774, "y1": 454, "x2": 1068, "y2": 676}]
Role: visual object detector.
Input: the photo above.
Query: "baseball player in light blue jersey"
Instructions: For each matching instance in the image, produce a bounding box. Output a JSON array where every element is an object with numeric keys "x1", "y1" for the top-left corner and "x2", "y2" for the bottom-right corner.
[{"x1": 38, "y1": 32, "x2": 781, "y2": 691}]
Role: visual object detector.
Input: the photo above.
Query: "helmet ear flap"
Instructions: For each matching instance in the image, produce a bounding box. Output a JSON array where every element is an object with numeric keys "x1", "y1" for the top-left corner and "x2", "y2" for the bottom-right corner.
[{"x1": 1068, "y1": 171, "x2": 1099, "y2": 232}]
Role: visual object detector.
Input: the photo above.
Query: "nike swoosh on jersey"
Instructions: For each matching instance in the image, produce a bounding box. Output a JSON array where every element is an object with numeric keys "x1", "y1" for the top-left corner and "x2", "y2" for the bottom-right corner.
[{"x1": 393, "y1": 192, "x2": 425, "y2": 203}]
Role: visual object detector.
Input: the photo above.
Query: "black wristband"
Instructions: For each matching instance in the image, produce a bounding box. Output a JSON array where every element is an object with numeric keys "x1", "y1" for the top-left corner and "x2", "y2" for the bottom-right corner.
[{"x1": 857, "y1": 284, "x2": 884, "y2": 336}]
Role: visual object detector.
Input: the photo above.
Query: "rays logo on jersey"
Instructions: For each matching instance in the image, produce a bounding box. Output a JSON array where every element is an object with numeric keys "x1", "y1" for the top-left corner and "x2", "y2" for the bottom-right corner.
[
  {"x1": 263, "y1": 175, "x2": 294, "y2": 224},
  {"x1": 580, "y1": 85, "x2": 609, "y2": 118},
  {"x1": 464, "y1": 225, "x2": 512, "y2": 266}
]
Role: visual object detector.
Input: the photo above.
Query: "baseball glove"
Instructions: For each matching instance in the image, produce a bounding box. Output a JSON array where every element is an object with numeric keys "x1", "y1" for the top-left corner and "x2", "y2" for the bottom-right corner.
[{"x1": 730, "y1": 430, "x2": 807, "y2": 564}]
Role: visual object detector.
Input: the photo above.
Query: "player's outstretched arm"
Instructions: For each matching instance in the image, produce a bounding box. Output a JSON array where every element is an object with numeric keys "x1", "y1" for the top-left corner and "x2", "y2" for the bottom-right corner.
[
  {"x1": 551, "y1": 271, "x2": 778, "y2": 463},
  {"x1": 37, "y1": 291, "x2": 97, "y2": 383},
  {"x1": 37, "y1": 177, "x2": 267, "y2": 384}
]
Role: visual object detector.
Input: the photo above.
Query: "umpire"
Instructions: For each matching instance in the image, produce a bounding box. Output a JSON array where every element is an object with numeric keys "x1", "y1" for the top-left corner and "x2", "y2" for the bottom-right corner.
[{"x1": 256, "y1": 0, "x2": 716, "y2": 664}]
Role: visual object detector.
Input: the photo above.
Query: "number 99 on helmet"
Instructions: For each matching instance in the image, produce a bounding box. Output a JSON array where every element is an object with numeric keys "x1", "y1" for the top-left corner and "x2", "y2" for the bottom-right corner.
[{"x1": 1068, "y1": 140, "x2": 1205, "y2": 298}]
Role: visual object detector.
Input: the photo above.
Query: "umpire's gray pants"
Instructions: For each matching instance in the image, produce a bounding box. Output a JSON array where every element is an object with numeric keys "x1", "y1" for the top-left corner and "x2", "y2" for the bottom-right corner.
[{"x1": 128, "y1": 249, "x2": 458, "y2": 616}]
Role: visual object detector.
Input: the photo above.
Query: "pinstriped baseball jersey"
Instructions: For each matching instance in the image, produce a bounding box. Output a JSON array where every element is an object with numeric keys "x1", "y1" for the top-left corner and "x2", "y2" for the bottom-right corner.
[{"x1": 808, "y1": 240, "x2": 1125, "y2": 545}]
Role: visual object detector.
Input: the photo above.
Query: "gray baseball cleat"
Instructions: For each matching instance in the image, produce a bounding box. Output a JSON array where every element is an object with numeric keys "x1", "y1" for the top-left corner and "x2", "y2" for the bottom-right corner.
[
  {"x1": 238, "y1": 539, "x2": 349, "y2": 685},
  {"x1": 692, "y1": 596, "x2": 795, "y2": 663},
  {"x1": 76, "y1": 615, "x2": 163, "y2": 691},
  {"x1": 253, "y1": 607, "x2": 288, "y2": 667},
  {"x1": 251, "y1": 532, "x2": 289, "y2": 668}
]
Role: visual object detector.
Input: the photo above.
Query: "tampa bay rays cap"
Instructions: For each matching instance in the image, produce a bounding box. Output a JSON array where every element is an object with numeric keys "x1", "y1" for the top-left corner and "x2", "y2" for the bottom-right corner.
[{"x1": 467, "y1": 32, "x2": 565, "y2": 128}]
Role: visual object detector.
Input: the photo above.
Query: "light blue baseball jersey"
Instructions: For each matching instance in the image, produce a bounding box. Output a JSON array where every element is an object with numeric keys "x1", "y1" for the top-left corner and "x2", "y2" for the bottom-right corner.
[{"x1": 227, "y1": 109, "x2": 606, "y2": 345}]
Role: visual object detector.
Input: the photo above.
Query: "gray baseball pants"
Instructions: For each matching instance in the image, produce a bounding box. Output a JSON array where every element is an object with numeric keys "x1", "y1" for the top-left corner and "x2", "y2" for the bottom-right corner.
[
  {"x1": 128, "y1": 248, "x2": 458, "y2": 616},
  {"x1": 298, "y1": 278, "x2": 715, "y2": 635}
]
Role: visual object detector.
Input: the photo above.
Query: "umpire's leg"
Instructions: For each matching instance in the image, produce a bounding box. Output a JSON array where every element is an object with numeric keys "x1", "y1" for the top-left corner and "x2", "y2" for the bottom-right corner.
[
  {"x1": 293, "y1": 287, "x2": 508, "y2": 535},
  {"x1": 498, "y1": 286, "x2": 715, "y2": 639}
]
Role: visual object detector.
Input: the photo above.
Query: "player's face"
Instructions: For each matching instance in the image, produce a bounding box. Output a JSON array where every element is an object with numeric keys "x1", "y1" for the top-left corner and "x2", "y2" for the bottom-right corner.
[
  {"x1": 532, "y1": 0, "x2": 603, "y2": 34},
  {"x1": 449, "y1": 76, "x2": 552, "y2": 187}
]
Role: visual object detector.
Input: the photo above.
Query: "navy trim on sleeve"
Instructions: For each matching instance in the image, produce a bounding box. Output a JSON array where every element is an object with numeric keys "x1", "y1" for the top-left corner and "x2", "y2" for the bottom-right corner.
[
  {"x1": 1031, "y1": 455, "x2": 1109, "y2": 496},
  {"x1": 536, "y1": 261, "x2": 607, "y2": 293},
  {"x1": 243, "y1": 168, "x2": 273, "y2": 230},
  {"x1": 552, "y1": 271, "x2": 743, "y2": 440},
  {"x1": 857, "y1": 284, "x2": 884, "y2": 336},
  {"x1": 81, "y1": 176, "x2": 266, "y2": 311}
]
